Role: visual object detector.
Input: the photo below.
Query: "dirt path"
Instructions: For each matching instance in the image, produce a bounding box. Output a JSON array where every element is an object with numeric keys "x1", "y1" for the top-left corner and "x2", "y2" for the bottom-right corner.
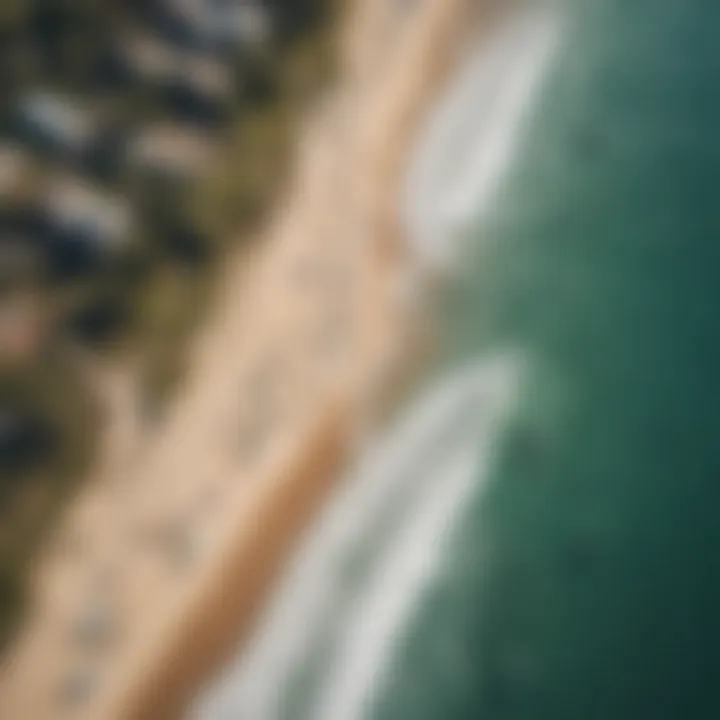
[{"x1": 0, "y1": 1, "x2": 476, "y2": 718}]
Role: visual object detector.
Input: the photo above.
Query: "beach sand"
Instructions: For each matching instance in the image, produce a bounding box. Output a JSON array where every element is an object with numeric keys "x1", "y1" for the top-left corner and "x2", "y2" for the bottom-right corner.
[{"x1": 0, "y1": 1, "x2": 480, "y2": 717}]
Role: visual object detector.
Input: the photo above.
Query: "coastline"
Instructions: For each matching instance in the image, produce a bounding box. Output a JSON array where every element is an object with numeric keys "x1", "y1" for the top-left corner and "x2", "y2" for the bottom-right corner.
[
  {"x1": 0, "y1": 1, "x2": 479, "y2": 718},
  {"x1": 191, "y1": 7, "x2": 565, "y2": 715}
]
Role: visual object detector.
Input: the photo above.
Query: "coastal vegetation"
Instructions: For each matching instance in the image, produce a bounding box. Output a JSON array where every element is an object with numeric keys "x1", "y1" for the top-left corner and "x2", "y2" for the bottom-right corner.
[{"x1": 0, "y1": 0, "x2": 336, "y2": 649}]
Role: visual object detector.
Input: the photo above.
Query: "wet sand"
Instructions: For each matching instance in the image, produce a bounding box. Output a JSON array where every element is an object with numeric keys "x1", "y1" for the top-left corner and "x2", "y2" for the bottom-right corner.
[{"x1": 0, "y1": 1, "x2": 480, "y2": 718}]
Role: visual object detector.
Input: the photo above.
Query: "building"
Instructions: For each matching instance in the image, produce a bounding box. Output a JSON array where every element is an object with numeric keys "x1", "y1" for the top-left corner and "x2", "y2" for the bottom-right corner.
[
  {"x1": 118, "y1": 33, "x2": 235, "y2": 124},
  {"x1": 11, "y1": 92, "x2": 96, "y2": 162},
  {"x1": 117, "y1": 33, "x2": 180, "y2": 87},
  {"x1": 150, "y1": 0, "x2": 272, "y2": 54},
  {"x1": 40, "y1": 178, "x2": 133, "y2": 277},
  {"x1": 128, "y1": 122, "x2": 214, "y2": 182},
  {"x1": 163, "y1": 51, "x2": 235, "y2": 125}
]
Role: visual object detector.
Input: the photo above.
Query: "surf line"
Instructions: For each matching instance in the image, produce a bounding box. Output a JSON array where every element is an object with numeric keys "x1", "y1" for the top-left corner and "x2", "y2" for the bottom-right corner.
[{"x1": 403, "y1": 4, "x2": 565, "y2": 271}]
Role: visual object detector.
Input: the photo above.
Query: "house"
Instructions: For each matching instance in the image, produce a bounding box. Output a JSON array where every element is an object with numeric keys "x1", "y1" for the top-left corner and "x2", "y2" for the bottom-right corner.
[
  {"x1": 150, "y1": 0, "x2": 272, "y2": 54},
  {"x1": 11, "y1": 92, "x2": 96, "y2": 162},
  {"x1": 40, "y1": 179, "x2": 132, "y2": 277},
  {"x1": 116, "y1": 33, "x2": 179, "y2": 87},
  {"x1": 117, "y1": 33, "x2": 235, "y2": 124},
  {"x1": 128, "y1": 122, "x2": 214, "y2": 182},
  {"x1": 163, "y1": 51, "x2": 235, "y2": 124}
]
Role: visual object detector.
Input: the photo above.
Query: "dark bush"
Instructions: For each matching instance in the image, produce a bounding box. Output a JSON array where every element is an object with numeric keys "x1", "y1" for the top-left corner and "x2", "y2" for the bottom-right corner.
[
  {"x1": 68, "y1": 291, "x2": 130, "y2": 346},
  {"x1": 162, "y1": 225, "x2": 213, "y2": 267},
  {"x1": 0, "y1": 406, "x2": 55, "y2": 480}
]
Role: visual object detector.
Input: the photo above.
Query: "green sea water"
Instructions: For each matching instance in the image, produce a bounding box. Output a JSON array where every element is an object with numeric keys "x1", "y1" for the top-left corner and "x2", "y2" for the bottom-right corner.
[
  {"x1": 371, "y1": 0, "x2": 720, "y2": 718},
  {"x1": 194, "y1": 2, "x2": 720, "y2": 718}
]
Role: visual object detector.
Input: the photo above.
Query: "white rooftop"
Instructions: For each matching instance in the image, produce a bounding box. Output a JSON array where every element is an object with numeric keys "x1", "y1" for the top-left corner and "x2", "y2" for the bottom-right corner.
[
  {"x1": 18, "y1": 92, "x2": 93, "y2": 149},
  {"x1": 165, "y1": 0, "x2": 272, "y2": 47},
  {"x1": 45, "y1": 180, "x2": 131, "y2": 248}
]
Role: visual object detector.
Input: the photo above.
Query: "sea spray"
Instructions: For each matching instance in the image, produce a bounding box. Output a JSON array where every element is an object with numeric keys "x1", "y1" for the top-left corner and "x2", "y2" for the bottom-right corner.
[
  {"x1": 193, "y1": 356, "x2": 520, "y2": 720},
  {"x1": 308, "y1": 358, "x2": 520, "y2": 720}
]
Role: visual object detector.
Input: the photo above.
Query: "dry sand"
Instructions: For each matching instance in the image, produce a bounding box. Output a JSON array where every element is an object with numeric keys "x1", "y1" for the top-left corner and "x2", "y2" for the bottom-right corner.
[{"x1": 0, "y1": 1, "x2": 480, "y2": 717}]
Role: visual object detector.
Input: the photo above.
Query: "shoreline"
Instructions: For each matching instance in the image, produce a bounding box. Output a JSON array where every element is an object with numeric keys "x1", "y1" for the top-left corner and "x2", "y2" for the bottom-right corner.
[
  {"x1": 194, "y1": 4, "x2": 566, "y2": 718},
  {"x1": 0, "y1": 1, "x2": 478, "y2": 718}
]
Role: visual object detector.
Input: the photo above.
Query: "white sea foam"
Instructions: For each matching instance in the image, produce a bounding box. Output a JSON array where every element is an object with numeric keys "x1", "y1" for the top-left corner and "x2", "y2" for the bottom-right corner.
[
  {"x1": 308, "y1": 358, "x2": 519, "y2": 720},
  {"x1": 193, "y1": 356, "x2": 520, "y2": 720},
  {"x1": 403, "y1": 4, "x2": 563, "y2": 271}
]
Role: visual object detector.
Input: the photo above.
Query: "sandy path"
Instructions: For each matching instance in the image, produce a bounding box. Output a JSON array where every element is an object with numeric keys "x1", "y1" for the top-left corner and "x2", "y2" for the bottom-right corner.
[{"x1": 0, "y1": 1, "x2": 476, "y2": 718}]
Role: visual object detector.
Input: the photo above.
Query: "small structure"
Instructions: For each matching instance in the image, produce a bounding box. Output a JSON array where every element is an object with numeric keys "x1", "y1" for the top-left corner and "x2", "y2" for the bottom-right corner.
[
  {"x1": 40, "y1": 178, "x2": 132, "y2": 276},
  {"x1": 152, "y1": 0, "x2": 272, "y2": 53},
  {"x1": 44, "y1": 180, "x2": 131, "y2": 251},
  {"x1": 163, "y1": 51, "x2": 235, "y2": 125},
  {"x1": 129, "y1": 122, "x2": 214, "y2": 182},
  {"x1": 117, "y1": 33, "x2": 179, "y2": 86},
  {"x1": 12, "y1": 92, "x2": 96, "y2": 161},
  {"x1": 178, "y1": 52, "x2": 234, "y2": 102},
  {"x1": 118, "y1": 32, "x2": 235, "y2": 124}
]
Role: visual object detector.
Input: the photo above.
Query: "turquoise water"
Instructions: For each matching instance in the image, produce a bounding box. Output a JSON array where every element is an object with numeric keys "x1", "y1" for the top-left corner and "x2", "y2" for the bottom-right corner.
[{"x1": 372, "y1": 1, "x2": 720, "y2": 718}]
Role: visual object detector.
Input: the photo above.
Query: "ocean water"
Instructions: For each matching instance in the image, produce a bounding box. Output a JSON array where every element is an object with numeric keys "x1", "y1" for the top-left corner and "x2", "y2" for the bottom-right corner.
[
  {"x1": 381, "y1": 0, "x2": 720, "y2": 718},
  {"x1": 195, "y1": 1, "x2": 720, "y2": 718}
]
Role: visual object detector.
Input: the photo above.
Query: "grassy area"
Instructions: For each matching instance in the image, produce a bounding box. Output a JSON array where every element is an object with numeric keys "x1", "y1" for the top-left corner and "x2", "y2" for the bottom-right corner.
[{"x1": 0, "y1": 356, "x2": 99, "y2": 647}]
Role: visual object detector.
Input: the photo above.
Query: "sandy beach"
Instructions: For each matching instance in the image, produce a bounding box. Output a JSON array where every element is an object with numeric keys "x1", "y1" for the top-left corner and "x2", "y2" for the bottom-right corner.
[{"x1": 0, "y1": 1, "x2": 481, "y2": 718}]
